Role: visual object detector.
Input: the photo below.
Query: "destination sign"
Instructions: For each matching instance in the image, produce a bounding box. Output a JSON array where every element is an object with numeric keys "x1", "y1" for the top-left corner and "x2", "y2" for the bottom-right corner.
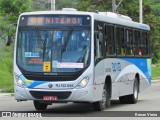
[
  {"x1": 28, "y1": 17, "x2": 82, "y2": 26},
  {"x1": 19, "y1": 15, "x2": 91, "y2": 26}
]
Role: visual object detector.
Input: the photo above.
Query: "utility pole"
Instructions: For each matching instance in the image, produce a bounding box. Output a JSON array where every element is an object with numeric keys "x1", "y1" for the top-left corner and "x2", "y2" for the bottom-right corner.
[
  {"x1": 112, "y1": 0, "x2": 117, "y2": 13},
  {"x1": 51, "y1": 0, "x2": 55, "y2": 10},
  {"x1": 139, "y1": 0, "x2": 143, "y2": 23},
  {"x1": 112, "y1": 0, "x2": 123, "y2": 13}
]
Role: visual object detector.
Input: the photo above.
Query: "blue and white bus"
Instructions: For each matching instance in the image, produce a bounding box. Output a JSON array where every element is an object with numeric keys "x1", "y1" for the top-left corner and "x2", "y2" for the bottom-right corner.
[{"x1": 12, "y1": 9, "x2": 151, "y2": 111}]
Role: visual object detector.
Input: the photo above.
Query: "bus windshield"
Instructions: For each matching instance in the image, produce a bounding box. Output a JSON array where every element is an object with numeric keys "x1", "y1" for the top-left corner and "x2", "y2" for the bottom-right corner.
[{"x1": 17, "y1": 28, "x2": 91, "y2": 73}]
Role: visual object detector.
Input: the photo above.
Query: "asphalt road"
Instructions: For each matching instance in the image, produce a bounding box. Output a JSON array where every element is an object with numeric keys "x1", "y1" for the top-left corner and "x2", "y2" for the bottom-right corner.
[{"x1": 0, "y1": 81, "x2": 160, "y2": 119}]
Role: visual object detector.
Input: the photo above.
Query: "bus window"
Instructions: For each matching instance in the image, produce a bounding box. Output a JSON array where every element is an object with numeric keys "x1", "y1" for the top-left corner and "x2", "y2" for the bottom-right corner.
[
  {"x1": 116, "y1": 26, "x2": 125, "y2": 56},
  {"x1": 142, "y1": 31, "x2": 148, "y2": 56},
  {"x1": 94, "y1": 31, "x2": 103, "y2": 62},
  {"x1": 125, "y1": 29, "x2": 134, "y2": 56},
  {"x1": 105, "y1": 25, "x2": 115, "y2": 56},
  {"x1": 134, "y1": 30, "x2": 141, "y2": 56},
  {"x1": 147, "y1": 33, "x2": 151, "y2": 56}
]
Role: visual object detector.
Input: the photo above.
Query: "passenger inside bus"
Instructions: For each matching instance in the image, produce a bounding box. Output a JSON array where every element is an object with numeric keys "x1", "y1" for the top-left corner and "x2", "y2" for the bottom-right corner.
[{"x1": 138, "y1": 47, "x2": 142, "y2": 55}]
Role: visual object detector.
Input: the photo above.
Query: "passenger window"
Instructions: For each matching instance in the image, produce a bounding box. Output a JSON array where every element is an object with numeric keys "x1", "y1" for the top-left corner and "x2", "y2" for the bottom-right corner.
[
  {"x1": 147, "y1": 33, "x2": 151, "y2": 56},
  {"x1": 125, "y1": 29, "x2": 134, "y2": 56},
  {"x1": 105, "y1": 25, "x2": 115, "y2": 56},
  {"x1": 142, "y1": 32, "x2": 148, "y2": 56},
  {"x1": 94, "y1": 31, "x2": 103, "y2": 62},
  {"x1": 134, "y1": 30, "x2": 142, "y2": 56},
  {"x1": 116, "y1": 26, "x2": 125, "y2": 56}
]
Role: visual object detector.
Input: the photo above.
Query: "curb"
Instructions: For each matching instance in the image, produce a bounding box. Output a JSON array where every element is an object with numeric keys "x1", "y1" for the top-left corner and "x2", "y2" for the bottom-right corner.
[
  {"x1": 0, "y1": 80, "x2": 160, "y2": 97},
  {"x1": 152, "y1": 80, "x2": 160, "y2": 83},
  {"x1": 0, "y1": 93, "x2": 14, "y2": 97}
]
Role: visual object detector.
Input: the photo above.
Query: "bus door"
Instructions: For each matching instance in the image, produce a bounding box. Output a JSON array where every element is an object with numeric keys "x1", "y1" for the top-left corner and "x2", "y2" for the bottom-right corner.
[{"x1": 93, "y1": 30, "x2": 105, "y2": 101}]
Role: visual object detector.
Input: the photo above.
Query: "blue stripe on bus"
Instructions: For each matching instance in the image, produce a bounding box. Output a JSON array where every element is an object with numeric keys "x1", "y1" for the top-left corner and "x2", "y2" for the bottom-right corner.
[
  {"x1": 120, "y1": 58, "x2": 152, "y2": 83},
  {"x1": 27, "y1": 81, "x2": 48, "y2": 88},
  {"x1": 19, "y1": 75, "x2": 48, "y2": 88}
]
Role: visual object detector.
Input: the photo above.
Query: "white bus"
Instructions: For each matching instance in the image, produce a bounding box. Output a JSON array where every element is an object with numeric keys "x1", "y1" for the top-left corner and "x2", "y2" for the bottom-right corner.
[{"x1": 11, "y1": 9, "x2": 151, "y2": 111}]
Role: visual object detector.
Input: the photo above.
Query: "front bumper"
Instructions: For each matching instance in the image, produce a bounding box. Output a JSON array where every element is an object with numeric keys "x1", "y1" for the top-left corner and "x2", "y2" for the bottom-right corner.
[{"x1": 14, "y1": 84, "x2": 94, "y2": 102}]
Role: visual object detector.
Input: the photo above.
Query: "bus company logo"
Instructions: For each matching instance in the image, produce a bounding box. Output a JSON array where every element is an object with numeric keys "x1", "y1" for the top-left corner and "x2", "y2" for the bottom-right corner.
[{"x1": 48, "y1": 83, "x2": 53, "y2": 88}]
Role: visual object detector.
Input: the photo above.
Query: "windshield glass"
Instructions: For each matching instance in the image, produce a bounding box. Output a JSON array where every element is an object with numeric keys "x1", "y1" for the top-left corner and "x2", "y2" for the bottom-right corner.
[{"x1": 17, "y1": 28, "x2": 91, "y2": 73}]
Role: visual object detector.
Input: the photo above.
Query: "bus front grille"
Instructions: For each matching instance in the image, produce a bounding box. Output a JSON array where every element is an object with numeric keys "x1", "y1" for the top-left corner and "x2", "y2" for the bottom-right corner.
[{"x1": 29, "y1": 91, "x2": 72, "y2": 99}]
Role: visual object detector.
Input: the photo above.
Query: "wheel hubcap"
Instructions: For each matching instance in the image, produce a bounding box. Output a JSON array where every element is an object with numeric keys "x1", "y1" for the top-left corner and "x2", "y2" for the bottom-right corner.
[{"x1": 134, "y1": 82, "x2": 138, "y2": 99}]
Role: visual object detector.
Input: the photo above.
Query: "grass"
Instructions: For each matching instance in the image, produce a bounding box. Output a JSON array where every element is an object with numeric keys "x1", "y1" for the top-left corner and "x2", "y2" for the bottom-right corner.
[
  {"x1": 1, "y1": 86, "x2": 14, "y2": 93},
  {"x1": 152, "y1": 64, "x2": 160, "y2": 80},
  {"x1": 0, "y1": 44, "x2": 14, "y2": 88}
]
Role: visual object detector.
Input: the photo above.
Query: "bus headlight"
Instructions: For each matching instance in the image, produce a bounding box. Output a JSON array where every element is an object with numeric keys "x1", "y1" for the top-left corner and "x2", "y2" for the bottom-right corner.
[
  {"x1": 17, "y1": 78, "x2": 23, "y2": 85},
  {"x1": 15, "y1": 74, "x2": 26, "y2": 88},
  {"x1": 76, "y1": 76, "x2": 90, "y2": 89}
]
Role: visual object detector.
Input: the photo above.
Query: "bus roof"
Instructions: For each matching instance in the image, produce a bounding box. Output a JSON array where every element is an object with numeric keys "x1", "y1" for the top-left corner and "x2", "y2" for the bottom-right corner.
[{"x1": 20, "y1": 10, "x2": 150, "y2": 31}]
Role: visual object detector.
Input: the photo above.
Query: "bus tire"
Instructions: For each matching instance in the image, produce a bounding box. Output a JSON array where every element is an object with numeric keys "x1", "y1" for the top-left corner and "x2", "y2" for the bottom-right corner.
[
  {"x1": 33, "y1": 100, "x2": 48, "y2": 110},
  {"x1": 93, "y1": 84, "x2": 110, "y2": 111},
  {"x1": 119, "y1": 78, "x2": 139, "y2": 104},
  {"x1": 119, "y1": 96, "x2": 128, "y2": 104},
  {"x1": 127, "y1": 78, "x2": 139, "y2": 104}
]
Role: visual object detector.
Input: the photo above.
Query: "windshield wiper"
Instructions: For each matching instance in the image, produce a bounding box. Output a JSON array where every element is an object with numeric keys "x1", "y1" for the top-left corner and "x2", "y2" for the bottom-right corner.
[
  {"x1": 62, "y1": 28, "x2": 73, "y2": 52},
  {"x1": 35, "y1": 28, "x2": 46, "y2": 61}
]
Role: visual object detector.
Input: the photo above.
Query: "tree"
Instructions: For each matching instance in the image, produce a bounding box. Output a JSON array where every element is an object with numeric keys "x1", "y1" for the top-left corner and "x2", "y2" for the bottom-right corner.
[
  {"x1": 0, "y1": 0, "x2": 30, "y2": 23},
  {"x1": 30, "y1": 0, "x2": 47, "y2": 11},
  {"x1": 118, "y1": 0, "x2": 160, "y2": 63},
  {"x1": 56, "y1": 0, "x2": 79, "y2": 10},
  {"x1": 78, "y1": 0, "x2": 160, "y2": 63},
  {"x1": 0, "y1": 0, "x2": 30, "y2": 89},
  {"x1": 78, "y1": 0, "x2": 112, "y2": 11},
  {"x1": 0, "y1": 0, "x2": 30, "y2": 40},
  {"x1": 30, "y1": 0, "x2": 79, "y2": 11}
]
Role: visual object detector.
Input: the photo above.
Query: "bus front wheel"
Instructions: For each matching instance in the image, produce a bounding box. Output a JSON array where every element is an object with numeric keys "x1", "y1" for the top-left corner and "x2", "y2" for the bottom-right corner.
[
  {"x1": 93, "y1": 84, "x2": 110, "y2": 111},
  {"x1": 33, "y1": 100, "x2": 48, "y2": 110}
]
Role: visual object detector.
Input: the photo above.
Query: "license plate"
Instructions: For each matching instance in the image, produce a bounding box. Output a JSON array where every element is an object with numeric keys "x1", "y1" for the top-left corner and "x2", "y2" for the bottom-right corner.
[{"x1": 43, "y1": 96, "x2": 57, "y2": 101}]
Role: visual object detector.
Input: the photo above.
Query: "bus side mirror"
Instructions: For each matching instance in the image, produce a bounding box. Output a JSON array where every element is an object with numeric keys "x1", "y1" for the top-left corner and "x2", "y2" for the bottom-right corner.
[{"x1": 5, "y1": 34, "x2": 12, "y2": 46}]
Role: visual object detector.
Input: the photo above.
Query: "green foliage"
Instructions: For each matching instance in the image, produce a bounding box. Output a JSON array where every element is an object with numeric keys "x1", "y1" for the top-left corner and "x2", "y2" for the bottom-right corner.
[
  {"x1": 78, "y1": 0, "x2": 112, "y2": 11},
  {"x1": 0, "y1": 0, "x2": 30, "y2": 23},
  {"x1": 0, "y1": 1, "x2": 17, "y2": 88},
  {"x1": 0, "y1": 0, "x2": 160, "y2": 92},
  {"x1": 152, "y1": 64, "x2": 160, "y2": 79},
  {"x1": 144, "y1": 1, "x2": 160, "y2": 63},
  {"x1": 0, "y1": 0, "x2": 30, "y2": 43},
  {"x1": 1, "y1": 86, "x2": 14, "y2": 93},
  {"x1": 30, "y1": 0, "x2": 47, "y2": 11},
  {"x1": 118, "y1": 0, "x2": 160, "y2": 63},
  {"x1": 30, "y1": 0, "x2": 79, "y2": 11},
  {"x1": 78, "y1": 0, "x2": 160, "y2": 64},
  {"x1": 56, "y1": 0, "x2": 79, "y2": 10},
  {"x1": 0, "y1": 45, "x2": 14, "y2": 87}
]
